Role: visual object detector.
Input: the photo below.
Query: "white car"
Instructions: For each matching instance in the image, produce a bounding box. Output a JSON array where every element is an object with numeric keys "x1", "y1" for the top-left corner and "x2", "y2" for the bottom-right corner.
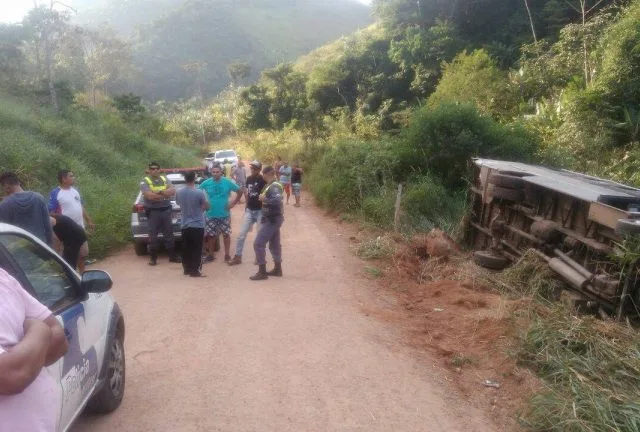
[
  {"x1": 206, "y1": 149, "x2": 239, "y2": 168},
  {"x1": 0, "y1": 223, "x2": 125, "y2": 431}
]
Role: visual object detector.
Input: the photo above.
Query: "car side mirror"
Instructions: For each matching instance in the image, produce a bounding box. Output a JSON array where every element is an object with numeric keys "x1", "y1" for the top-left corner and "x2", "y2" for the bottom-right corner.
[{"x1": 81, "y1": 270, "x2": 113, "y2": 293}]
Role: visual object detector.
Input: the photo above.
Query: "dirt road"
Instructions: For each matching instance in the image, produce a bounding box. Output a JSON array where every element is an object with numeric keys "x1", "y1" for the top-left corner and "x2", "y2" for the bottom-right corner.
[{"x1": 72, "y1": 200, "x2": 495, "y2": 432}]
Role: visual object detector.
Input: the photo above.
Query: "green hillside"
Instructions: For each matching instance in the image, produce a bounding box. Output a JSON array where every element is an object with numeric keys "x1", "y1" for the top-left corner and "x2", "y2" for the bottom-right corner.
[
  {"x1": 70, "y1": 0, "x2": 184, "y2": 36},
  {"x1": 0, "y1": 93, "x2": 199, "y2": 257},
  {"x1": 71, "y1": 0, "x2": 373, "y2": 101}
]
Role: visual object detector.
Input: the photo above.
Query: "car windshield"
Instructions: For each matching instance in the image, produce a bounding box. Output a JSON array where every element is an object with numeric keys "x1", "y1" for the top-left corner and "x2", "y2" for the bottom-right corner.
[{"x1": 215, "y1": 151, "x2": 236, "y2": 158}]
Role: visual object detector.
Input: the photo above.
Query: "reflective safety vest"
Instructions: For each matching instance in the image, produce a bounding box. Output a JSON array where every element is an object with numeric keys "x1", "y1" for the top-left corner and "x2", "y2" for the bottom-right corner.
[
  {"x1": 260, "y1": 181, "x2": 283, "y2": 198},
  {"x1": 144, "y1": 175, "x2": 168, "y2": 193}
]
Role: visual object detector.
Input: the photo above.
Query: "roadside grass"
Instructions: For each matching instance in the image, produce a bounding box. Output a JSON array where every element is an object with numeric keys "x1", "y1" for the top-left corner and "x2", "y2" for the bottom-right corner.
[
  {"x1": 355, "y1": 236, "x2": 395, "y2": 260},
  {"x1": 0, "y1": 94, "x2": 200, "y2": 257},
  {"x1": 364, "y1": 266, "x2": 383, "y2": 278},
  {"x1": 484, "y1": 251, "x2": 640, "y2": 431},
  {"x1": 450, "y1": 354, "x2": 477, "y2": 368},
  {"x1": 517, "y1": 306, "x2": 640, "y2": 432},
  {"x1": 488, "y1": 250, "x2": 563, "y2": 301}
]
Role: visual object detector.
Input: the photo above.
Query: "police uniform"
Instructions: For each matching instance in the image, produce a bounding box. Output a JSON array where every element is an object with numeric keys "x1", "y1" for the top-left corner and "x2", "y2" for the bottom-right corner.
[
  {"x1": 140, "y1": 175, "x2": 176, "y2": 263},
  {"x1": 253, "y1": 181, "x2": 284, "y2": 269}
]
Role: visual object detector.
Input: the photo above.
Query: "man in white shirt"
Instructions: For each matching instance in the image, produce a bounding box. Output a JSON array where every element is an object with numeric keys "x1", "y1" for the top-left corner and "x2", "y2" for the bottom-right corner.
[{"x1": 48, "y1": 170, "x2": 95, "y2": 272}]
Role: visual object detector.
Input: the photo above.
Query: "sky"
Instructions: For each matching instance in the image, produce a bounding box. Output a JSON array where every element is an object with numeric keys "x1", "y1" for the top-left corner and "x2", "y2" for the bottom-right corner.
[{"x1": 0, "y1": 0, "x2": 372, "y2": 23}]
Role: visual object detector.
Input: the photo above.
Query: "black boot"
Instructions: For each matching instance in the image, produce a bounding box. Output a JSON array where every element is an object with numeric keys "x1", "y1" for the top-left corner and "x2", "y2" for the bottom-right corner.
[
  {"x1": 250, "y1": 264, "x2": 268, "y2": 281},
  {"x1": 168, "y1": 250, "x2": 182, "y2": 263},
  {"x1": 266, "y1": 262, "x2": 282, "y2": 277},
  {"x1": 149, "y1": 252, "x2": 158, "y2": 266}
]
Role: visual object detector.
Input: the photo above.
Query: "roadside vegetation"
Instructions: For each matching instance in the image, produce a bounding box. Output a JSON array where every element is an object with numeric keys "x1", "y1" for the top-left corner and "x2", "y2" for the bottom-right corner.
[
  {"x1": 4, "y1": 0, "x2": 640, "y2": 428},
  {"x1": 0, "y1": 92, "x2": 199, "y2": 257},
  {"x1": 485, "y1": 255, "x2": 640, "y2": 431}
]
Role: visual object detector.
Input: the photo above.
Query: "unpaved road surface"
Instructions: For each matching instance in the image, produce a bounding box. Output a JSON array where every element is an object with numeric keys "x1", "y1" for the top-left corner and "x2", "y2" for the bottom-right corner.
[{"x1": 73, "y1": 200, "x2": 495, "y2": 432}]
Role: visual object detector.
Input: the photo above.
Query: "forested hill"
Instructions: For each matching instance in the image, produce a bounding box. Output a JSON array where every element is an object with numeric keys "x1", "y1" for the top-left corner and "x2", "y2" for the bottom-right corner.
[{"x1": 70, "y1": 0, "x2": 373, "y2": 101}]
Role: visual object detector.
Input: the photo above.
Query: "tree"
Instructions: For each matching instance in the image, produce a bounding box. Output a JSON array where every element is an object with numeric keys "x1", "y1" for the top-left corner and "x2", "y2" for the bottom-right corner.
[
  {"x1": 260, "y1": 63, "x2": 308, "y2": 128},
  {"x1": 0, "y1": 24, "x2": 27, "y2": 90},
  {"x1": 236, "y1": 84, "x2": 271, "y2": 130},
  {"x1": 80, "y1": 27, "x2": 133, "y2": 106},
  {"x1": 226, "y1": 62, "x2": 252, "y2": 87},
  {"x1": 428, "y1": 49, "x2": 518, "y2": 120},
  {"x1": 112, "y1": 93, "x2": 145, "y2": 118},
  {"x1": 563, "y1": 0, "x2": 614, "y2": 84},
  {"x1": 22, "y1": 2, "x2": 76, "y2": 112},
  {"x1": 389, "y1": 20, "x2": 463, "y2": 98},
  {"x1": 523, "y1": 0, "x2": 538, "y2": 42},
  {"x1": 182, "y1": 61, "x2": 208, "y2": 145}
]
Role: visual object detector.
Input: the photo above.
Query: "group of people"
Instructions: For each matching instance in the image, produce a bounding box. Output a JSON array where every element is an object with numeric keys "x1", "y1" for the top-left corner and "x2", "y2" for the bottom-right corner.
[
  {"x1": 0, "y1": 169, "x2": 94, "y2": 272},
  {"x1": 0, "y1": 171, "x2": 76, "y2": 432},
  {"x1": 0, "y1": 157, "x2": 303, "y2": 430},
  {"x1": 142, "y1": 157, "x2": 303, "y2": 281}
]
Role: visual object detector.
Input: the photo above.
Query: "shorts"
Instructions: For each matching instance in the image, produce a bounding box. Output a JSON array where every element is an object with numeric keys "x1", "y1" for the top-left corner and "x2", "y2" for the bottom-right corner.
[
  {"x1": 79, "y1": 241, "x2": 89, "y2": 258},
  {"x1": 205, "y1": 217, "x2": 231, "y2": 237},
  {"x1": 292, "y1": 183, "x2": 302, "y2": 196}
]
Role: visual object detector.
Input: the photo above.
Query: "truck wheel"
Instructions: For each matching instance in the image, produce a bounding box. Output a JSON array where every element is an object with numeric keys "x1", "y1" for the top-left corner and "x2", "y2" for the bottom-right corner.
[
  {"x1": 86, "y1": 332, "x2": 125, "y2": 414},
  {"x1": 489, "y1": 174, "x2": 525, "y2": 189},
  {"x1": 615, "y1": 219, "x2": 640, "y2": 236},
  {"x1": 473, "y1": 251, "x2": 511, "y2": 270},
  {"x1": 134, "y1": 241, "x2": 147, "y2": 256},
  {"x1": 491, "y1": 186, "x2": 524, "y2": 202}
]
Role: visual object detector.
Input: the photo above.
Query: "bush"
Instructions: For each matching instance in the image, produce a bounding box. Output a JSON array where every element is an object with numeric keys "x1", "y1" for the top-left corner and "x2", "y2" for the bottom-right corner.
[
  {"x1": 361, "y1": 193, "x2": 395, "y2": 226},
  {"x1": 402, "y1": 175, "x2": 466, "y2": 235},
  {"x1": 308, "y1": 137, "x2": 398, "y2": 217},
  {"x1": 398, "y1": 103, "x2": 539, "y2": 188},
  {"x1": 427, "y1": 49, "x2": 518, "y2": 120}
]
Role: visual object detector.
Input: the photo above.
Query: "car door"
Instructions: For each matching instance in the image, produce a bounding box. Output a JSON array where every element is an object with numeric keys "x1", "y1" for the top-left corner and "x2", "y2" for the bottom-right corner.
[{"x1": 0, "y1": 233, "x2": 100, "y2": 431}]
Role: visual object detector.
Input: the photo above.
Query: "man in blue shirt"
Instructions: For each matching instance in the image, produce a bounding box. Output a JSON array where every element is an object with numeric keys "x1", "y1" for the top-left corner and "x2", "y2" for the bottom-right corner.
[
  {"x1": 199, "y1": 165, "x2": 242, "y2": 262},
  {"x1": 0, "y1": 171, "x2": 52, "y2": 246}
]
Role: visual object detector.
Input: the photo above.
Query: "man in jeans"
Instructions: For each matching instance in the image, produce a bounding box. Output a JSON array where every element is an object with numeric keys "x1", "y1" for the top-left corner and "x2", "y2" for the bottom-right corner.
[
  {"x1": 228, "y1": 161, "x2": 265, "y2": 266},
  {"x1": 176, "y1": 171, "x2": 209, "y2": 277},
  {"x1": 251, "y1": 166, "x2": 284, "y2": 281}
]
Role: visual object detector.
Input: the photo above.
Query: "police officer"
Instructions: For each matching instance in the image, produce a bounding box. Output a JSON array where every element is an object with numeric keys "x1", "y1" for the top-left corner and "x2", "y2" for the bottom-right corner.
[
  {"x1": 140, "y1": 162, "x2": 180, "y2": 266},
  {"x1": 250, "y1": 166, "x2": 284, "y2": 281}
]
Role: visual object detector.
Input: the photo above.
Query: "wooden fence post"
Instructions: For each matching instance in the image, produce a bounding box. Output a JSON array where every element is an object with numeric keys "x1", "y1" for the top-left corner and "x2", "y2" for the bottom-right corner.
[{"x1": 394, "y1": 183, "x2": 403, "y2": 231}]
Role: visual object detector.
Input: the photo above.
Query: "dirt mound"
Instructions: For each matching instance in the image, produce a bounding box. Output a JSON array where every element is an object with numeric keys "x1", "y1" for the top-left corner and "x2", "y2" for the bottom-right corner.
[
  {"x1": 367, "y1": 233, "x2": 541, "y2": 430},
  {"x1": 409, "y1": 229, "x2": 460, "y2": 260}
]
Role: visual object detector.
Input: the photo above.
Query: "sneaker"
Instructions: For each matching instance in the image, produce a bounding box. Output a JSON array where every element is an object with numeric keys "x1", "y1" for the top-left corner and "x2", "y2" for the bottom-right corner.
[
  {"x1": 202, "y1": 255, "x2": 215, "y2": 263},
  {"x1": 169, "y1": 256, "x2": 182, "y2": 263},
  {"x1": 228, "y1": 255, "x2": 242, "y2": 266},
  {"x1": 189, "y1": 272, "x2": 207, "y2": 278}
]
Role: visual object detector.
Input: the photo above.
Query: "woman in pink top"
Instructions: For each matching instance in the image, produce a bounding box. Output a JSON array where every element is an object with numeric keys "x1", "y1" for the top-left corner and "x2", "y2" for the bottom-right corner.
[{"x1": 0, "y1": 268, "x2": 68, "y2": 432}]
